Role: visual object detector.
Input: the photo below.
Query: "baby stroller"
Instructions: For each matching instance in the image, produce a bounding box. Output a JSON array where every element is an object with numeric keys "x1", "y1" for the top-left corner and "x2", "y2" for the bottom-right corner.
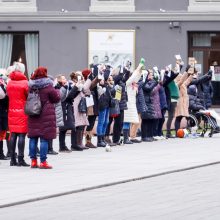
[{"x1": 187, "y1": 109, "x2": 220, "y2": 137}]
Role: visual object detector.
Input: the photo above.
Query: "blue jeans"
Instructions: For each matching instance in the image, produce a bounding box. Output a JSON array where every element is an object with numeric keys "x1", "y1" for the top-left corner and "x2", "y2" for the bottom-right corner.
[
  {"x1": 97, "y1": 108, "x2": 109, "y2": 136},
  {"x1": 29, "y1": 137, "x2": 48, "y2": 162},
  {"x1": 123, "y1": 122, "x2": 130, "y2": 130}
]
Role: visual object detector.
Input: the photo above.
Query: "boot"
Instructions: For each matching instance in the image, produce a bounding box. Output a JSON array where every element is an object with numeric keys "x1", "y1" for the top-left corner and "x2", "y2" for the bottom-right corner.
[
  {"x1": 85, "y1": 132, "x2": 97, "y2": 148},
  {"x1": 31, "y1": 159, "x2": 38, "y2": 168},
  {"x1": 97, "y1": 135, "x2": 106, "y2": 147},
  {"x1": 59, "y1": 146, "x2": 72, "y2": 153},
  {"x1": 71, "y1": 129, "x2": 83, "y2": 151},
  {"x1": 123, "y1": 130, "x2": 133, "y2": 144},
  {"x1": 39, "y1": 161, "x2": 52, "y2": 169},
  {"x1": 48, "y1": 140, "x2": 58, "y2": 155},
  {"x1": 104, "y1": 136, "x2": 112, "y2": 144},
  {"x1": 17, "y1": 156, "x2": 30, "y2": 167},
  {"x1": 76, "y1": 130, "x2": 89, "y2": 150},
  {"x1": 0, "y1": 141, "x2": 9, "y2": 160},
  {"x1": 10, "y1": 157, "x2": 18, "y2": 166},
  {"x1": 104, "y1": 136, "x2": 116, "y2": 146}
]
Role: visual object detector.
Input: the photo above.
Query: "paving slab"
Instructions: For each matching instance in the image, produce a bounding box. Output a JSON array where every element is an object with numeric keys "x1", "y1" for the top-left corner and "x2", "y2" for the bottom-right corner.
[{"x1": 0, "y1": 134, "x2": 220, "y2": 207}]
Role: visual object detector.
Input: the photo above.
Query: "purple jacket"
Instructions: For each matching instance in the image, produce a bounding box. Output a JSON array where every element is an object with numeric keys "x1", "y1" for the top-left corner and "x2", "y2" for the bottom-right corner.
[
  {"x1": 151, "y1": 84, "x2": 162, "y2": 119},
  {"x1": 27, "y1": 78, "x2": 60, "y2": 140}
]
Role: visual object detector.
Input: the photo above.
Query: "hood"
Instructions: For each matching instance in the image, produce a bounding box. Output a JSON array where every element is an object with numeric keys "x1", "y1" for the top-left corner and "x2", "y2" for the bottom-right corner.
[
  {"x1": 188, "y1": 85, "x2": 197, "y2": 96},
  {"x1": 9, "y1": 71, "x2": 27, "y2": 81},
  {"x1": 29, "y1": 77, "x2": 53, "y2": 89}
]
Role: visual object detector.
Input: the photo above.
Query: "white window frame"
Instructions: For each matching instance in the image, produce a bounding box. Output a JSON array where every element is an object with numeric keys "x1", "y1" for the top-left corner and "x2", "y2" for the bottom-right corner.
[
  {"x1": 188, "y1": 0, "x2": 220, "y2": 12},
  {"x1": 90, "y1": 0, "x2": 135, "y2": 12},
  {"x1": 0, "y1": 0, "x2": 37, "y2": 13}
]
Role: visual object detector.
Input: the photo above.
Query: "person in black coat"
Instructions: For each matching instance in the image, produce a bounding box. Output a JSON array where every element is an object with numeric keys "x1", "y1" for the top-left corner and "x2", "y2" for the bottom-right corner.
[
  {"x1": 202, "y1": 79, "x2": 213, "y2": 109},
  {"x1": 188, "y1": 70, "x2": 212, "y2": 110},
  {"x1": 141, "y1": 70, "x2": 158, "y2": 142},
  {"x1": 188, "y1": 85, "x2": 205, "y2": 112},
  {"x1": 0, "y1": 79, "x2": 10, "y2": 160},
  {"x1": 107, "y1": 64, "x2": 130, "y2": 144},
  {"x1": 163, "y1": 67, "x2": 180, "y2": 138}
]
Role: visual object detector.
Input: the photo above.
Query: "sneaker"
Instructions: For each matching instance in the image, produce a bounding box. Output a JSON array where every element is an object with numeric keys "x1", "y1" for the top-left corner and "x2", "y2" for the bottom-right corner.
[
  {"x1": 48, "y1": 150, "x2": 59, "y2": 155},
  {"x1": 31, "y1": 159, "x2": 38, "y2": 168},
  {"x1": 39, "y1": 161, "x2": 52, "y2": 169},
  {"x1": 130, "y1": 139, "x2": 142, "y2": 143},
  {"x1": 166, "y1": 134, "x2": 176, "y2": 139}
]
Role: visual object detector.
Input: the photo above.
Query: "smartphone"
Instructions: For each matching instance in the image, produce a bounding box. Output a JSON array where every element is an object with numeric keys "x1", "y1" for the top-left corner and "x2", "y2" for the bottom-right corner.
[
  {"x1": 77, "y1": 76, "x2": 81, "y2": 81},
  {"x1": 188, "y1": 57, "x2": 195, "y2": 68}
]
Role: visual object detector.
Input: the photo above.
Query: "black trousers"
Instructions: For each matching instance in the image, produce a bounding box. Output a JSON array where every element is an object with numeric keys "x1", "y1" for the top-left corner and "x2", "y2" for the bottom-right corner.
[
  {"x1": 174, "y1": 116, "x2": 188, "y2": 133},
  {"x1": 141, "y1": 119, "x2": 154, "y2": 138},
  {"x1": 157, "y1": 109, "x2": 166, "y2": 136},
  {"x1": 9, "y1": 132, "x2": 26, "y2": 158},
  {"x1": 105, "y1": 110, "x2": 124, "y2": 143},
  {"x1": 86, "y1": 115, "x2": 97, "y2": 132},
  {"x1": 152, "y1": 119, "x2": 159, "y2": 137},
  {"x1": 59, "y1": 129, "x2": 76, "y2": 148},
  {"x1": 166, "y1": 102, "x2": 177, "y2": 135}
]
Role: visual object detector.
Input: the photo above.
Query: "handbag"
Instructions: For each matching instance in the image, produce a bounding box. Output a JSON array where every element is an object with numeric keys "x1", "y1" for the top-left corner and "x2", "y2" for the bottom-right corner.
[
  {"x1": 0, "y1": 85, "x2": 6, "y2": 99},
  {"x1": 109, "y1": 99, "x2": 120, "y2": 117},
  {"x1": 24, "y1": 89, "x2": 42, "y2": 116},
  {"x1": 78, "y1": 97, "x2": 87, "y2": 113}
]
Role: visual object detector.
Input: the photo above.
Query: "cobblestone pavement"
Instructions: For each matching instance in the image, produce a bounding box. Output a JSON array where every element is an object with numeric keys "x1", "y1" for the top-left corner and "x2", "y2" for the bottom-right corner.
[{"x1": 0, "y1": 133, "x2": 220, "y2": 219}]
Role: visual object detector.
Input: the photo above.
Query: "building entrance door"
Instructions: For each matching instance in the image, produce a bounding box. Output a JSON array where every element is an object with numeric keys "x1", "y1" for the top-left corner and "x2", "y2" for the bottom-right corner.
[{"x1": 189, "y1": 32, "x2": 220, "y2": 106}]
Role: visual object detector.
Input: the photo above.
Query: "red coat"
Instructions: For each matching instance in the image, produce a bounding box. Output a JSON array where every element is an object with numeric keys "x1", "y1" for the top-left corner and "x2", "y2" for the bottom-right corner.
[{"x1": 7, "y1": 71, "x2": 28, "y2": 133}]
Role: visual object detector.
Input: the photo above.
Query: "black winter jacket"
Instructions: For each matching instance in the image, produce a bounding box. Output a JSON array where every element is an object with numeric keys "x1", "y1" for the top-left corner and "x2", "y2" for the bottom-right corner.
[
  {"x1": 59, "y1": 85, "x2": 79, "y2": 131},
  {"x1": 188, "y1": 85, "x2": 205, "y2": 112},
  {"x1": 0, "y1": 84, "x2": 8, "y2": 131},
  {"x1": 163, "y1": 71, "x2": 179, "y2": 110},
  {"x1": 113, "y1": 68, "x2": 130, "y2": 111},
  {"x1": 141, "y1": 79, "x2": 158, "y2": 119}
]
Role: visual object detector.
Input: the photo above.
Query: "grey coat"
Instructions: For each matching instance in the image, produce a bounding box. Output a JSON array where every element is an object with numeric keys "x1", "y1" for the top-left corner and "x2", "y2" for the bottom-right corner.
[{"x1": 54, "y1": 87, "x2": 67, "y2": 127}]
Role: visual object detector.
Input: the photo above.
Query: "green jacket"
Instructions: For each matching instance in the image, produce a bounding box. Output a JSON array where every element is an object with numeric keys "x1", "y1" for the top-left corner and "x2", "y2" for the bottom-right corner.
[{"x1": 167, "y1": 80, "x2": 180, "y2": 100}]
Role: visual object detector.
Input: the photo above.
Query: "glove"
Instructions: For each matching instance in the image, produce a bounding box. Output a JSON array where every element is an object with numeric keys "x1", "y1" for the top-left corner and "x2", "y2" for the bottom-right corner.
[
  {"x1": 88, "y1": 72, "x2": 95, "y2": 81},
  {"x1": 54, "y1": 83, "x2": 61, "y2": 89},
  {"x1": 208, "y1": 69, "x2": 213, "y2": 76},
  {"x1": 139, "y1": 58, "x2": 145, "y2": 70}
]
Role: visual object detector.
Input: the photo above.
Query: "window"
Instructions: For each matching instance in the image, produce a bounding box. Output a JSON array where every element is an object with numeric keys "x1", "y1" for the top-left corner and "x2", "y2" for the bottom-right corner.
[
  {"x1": 188, "y1": 0, "x2": 220, "y2": 11},
  {"x1": 0, "y1": 0, "x2": 37, "y2": 12},
  {"x1": 89, "y1": 0, "x2": 135, "y2": 12},
  {"x1": 0, "y1": 32, "x2": 39, "y2": 77},
  {"x1": 188, "y1": 32, "x2": 220, "y2": 105}
]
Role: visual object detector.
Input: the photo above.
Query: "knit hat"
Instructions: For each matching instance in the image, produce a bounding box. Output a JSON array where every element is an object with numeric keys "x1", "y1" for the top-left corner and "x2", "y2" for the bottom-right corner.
[
  {"x1": 31, "y1": 67, "x2": 48, "y2": 80},
  {"x1": 13, "y1": 62, "x2": 25, "y2": 74},
  {"x1": 6, "y1": 66, "x2": 15, "y2": 76},
  {"x1": 82, "y1": 69, "x2": 91, "y2": 80}
]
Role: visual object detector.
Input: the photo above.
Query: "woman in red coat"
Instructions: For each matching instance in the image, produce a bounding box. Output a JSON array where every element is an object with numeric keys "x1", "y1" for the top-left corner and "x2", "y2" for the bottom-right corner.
[{"x1": 7, "y1": 62, "x2": 29, "y2": 166}]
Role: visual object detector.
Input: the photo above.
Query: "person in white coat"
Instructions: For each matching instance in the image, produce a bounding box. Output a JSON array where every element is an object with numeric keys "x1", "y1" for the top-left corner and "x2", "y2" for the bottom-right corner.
[{"x1": 123, "y1": 60, "x2": 145, "y2": 144}]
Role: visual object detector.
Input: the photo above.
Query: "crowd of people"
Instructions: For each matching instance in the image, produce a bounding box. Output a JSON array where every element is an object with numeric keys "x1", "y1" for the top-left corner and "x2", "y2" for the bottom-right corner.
[{"x1": 0, "y1": 57, "x2": 218, "y2": 169}]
